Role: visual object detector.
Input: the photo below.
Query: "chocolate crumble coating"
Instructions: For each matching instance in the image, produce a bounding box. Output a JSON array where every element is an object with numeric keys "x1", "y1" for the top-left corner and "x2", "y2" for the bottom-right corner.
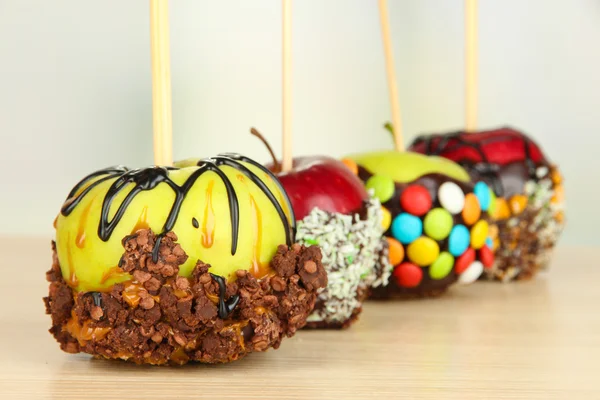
[{"x1": 44, "y1": 229, "x2": 327, "y2": 365}]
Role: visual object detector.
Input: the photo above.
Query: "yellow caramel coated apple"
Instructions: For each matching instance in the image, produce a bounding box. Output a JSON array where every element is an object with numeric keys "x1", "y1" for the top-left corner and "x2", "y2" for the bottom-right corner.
[{"x1": 55, "y1": 154, "x2": 294, "y2": 292}]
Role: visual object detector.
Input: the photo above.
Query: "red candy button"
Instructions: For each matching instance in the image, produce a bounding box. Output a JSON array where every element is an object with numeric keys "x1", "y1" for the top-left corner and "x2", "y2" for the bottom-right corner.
[
  {"x1": 479, "y1": 245, "x2": 495, "y2": 268},
  {"x1": 393, "y1": 262, "x2": 423, "y2": 288},
  {"x1": 400, "y1": 185, "x2": 432, "y2": 216},
  {"x1": 455, "y1": 248, "x2": 475, "y2": 274}
]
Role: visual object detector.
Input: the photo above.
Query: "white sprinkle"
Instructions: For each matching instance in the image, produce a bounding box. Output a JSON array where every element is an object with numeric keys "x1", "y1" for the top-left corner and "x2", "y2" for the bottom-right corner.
[{"x1": 297, "y1": 196, "x2": 392, "y2": 324}]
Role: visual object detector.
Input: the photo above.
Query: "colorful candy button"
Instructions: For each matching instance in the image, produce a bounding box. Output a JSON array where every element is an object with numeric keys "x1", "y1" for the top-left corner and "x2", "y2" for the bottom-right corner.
[
  {"x1": 381, "y1": 206, "x2": 392, "y2": 231},
  {"x1": 479, "y1": 245, "x2": 495, "y2": 268},
  {"x1": 423, "y1": 208, "x2": 453, "y2": 240},
  {"x1": 400, "y1": 185, "x2": 432, "y2": 216},
  {"x1": 393, "y1": 262, "x2": 423, "y2": 288},
  {"x1": 455, "y1": 247, "x2": 475, "y2": 274},
  {"x1": 366, "y1": 175, "x2": 395, "y2": 203},
  {"x1": 551, "y1": 169, "x2": 563, "y2": 185},
  {"x1": 493, "y1": 238, "x2": 500, "y2": 250},
  {"x1": 462, "y1": 193, "x2": 481, "y2": 226},
  {"x1": 552, "y1": 186, "x2": 565, "y2": 205},
  {"x1": 391, "y1": 213, "x2": 423, "y2": 244},
  {"x1": 470, "y1": 220, "x2": 489, "y2": 249},
  {"x1": 485, "y1": 237, "x2": 493, "y2": 248},
  {"x1": 488, "y1": 190, "x2": 497, "y2": 216},
  {"x1": 474, "y1": 182, "x2": 491, "y2": 211},
  {"x1": 488, "y1": 224, "x2": 498, "y2": 239},
  {"x1": 341, "y1": 158, "x2": 359, "y2": 175},
  {"x1": 387, "y1": 237, "x2": 405, "y2": 266},
  {"x1": 407, "y1": 236, "x2": 439, "y2": 266},
  {"x1": 458, "y1": 261, "x2": 483, "y2": 284},
  {"x1": 493, "y1": 197, "x2": 511, "y2": 220},
  {"x1": 429, "y1": 252, "x2": 454, "y2": 280},
  {"x1": 448, "y1": 224, "x2": 470, "y2": 256},
  {"x1": 509, "y1": 194, "x2": 528, "y2": 215},
  {"x1": 438, "y1": 182, "x2": 465, "y2": 214}
]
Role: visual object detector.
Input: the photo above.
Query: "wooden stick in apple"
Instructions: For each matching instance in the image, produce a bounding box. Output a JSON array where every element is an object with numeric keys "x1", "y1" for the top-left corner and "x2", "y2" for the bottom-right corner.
[
  {"x1": 378, "y1": 0, "x2": 404, "y2": 152},
  {"x1": 281, "y1": 0, "x2": 293, "y2": 172},
  {"x1": 465, "y1": 0, "x2": 478, "y2": 132},
  {"x1": 150, "y1": 0, "x2": 173, "y2": 166}
]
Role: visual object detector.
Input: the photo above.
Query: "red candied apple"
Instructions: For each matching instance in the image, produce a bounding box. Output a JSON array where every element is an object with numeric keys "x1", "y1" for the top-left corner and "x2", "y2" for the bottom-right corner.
[{"x1": 251, "y1": 129, "x2": 368, "y2": 219}]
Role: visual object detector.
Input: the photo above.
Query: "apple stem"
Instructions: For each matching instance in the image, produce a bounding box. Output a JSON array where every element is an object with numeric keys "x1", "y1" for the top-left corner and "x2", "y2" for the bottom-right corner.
[
  {"x1": 384, "y1": 122, "x2": 394, "y2": 136},
  {"x1": 250, "y1": 127, "x2": 281, "y2": 172}
]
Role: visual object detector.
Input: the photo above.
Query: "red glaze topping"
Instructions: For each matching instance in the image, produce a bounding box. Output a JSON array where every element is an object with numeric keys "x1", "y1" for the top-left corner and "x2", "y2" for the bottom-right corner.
[{"x1": 410, "y1": 127, "x2": 548, "y2": 166}]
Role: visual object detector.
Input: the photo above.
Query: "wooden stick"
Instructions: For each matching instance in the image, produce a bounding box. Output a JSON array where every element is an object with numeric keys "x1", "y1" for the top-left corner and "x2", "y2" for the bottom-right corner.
[
  {"x1": 465, "y1": 0, "x2": 478, "y2": 132},
  {"x1": 378, "y1": 0, "x2": 404, "y2": 152},
  {"x1": 150, "y1": 0, "x2": 173, "y2": 166},
  {"x1": 281, "y1": 0, "x2": 293, "y2": 172}
]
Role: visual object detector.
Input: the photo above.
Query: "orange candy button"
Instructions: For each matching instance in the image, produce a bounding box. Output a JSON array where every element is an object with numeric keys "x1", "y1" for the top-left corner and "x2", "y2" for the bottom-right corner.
[
  {"x1": 551, "y1": 169, "x2": 563, "y2": 185},
  {"x1": 341, "y1": 158, "x2": 359, "y2": 175},
  {"x1": 387, "y1": 237, "x2": 405, "y2": 266},
  {"x1": 493, "y1": 197, "x2": 511, "y2": 220},
  {"x1": 552, "y1": 185, "x2": 564, "y2": 205},
  {"x1": 488, "y1": 224, "x2": 499, "y2": 240},
  {"x1": 509, "y1": 195, "x2": 528, "y2": 215},
  {"x1": 381, "y1": 206, "x2": 392, "y2": 231},
  {"x1": 462, "y1": 193, "x2": 481, "y2": 226}
]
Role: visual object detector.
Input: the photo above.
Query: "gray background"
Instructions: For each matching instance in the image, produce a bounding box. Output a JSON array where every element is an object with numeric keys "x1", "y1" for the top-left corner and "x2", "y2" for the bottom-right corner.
[{"x1": 0, "y1": 0, "x2": 597, "y2": 244}]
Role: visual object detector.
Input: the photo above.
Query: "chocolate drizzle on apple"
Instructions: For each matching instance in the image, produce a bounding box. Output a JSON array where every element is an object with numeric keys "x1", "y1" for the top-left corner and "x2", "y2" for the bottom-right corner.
[
  {"x1": 60, "y1": 154, "x2": 295, "y2": 262},
  {"x1": 411, "y1": 129, "x2": 548, "y2": 197},
  {"x1": 210, "y1": 273, "x2": 240, "y2": 319}
]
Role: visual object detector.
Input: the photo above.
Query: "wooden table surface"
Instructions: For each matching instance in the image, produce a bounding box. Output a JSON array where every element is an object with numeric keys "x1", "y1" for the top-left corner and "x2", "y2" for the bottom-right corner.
[{"x1": 0, "y1": 237, "x2": 597, "y2": 399}]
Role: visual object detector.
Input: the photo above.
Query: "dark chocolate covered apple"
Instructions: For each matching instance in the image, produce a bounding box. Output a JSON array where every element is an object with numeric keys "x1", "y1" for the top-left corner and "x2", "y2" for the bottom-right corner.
[
  {"x1": 344, "y1": 150, "x2": 496, "y2": 297},
  {"x1": 44, "y1": 154, "x2": 327, "y2": 365},
  {"x1": 409, "y1": 127, "x2": 565, "y2": 281}
]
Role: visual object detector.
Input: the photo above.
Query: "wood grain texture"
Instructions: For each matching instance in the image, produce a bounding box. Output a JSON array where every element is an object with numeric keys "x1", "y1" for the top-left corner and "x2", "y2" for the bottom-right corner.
[{"x1": 0, "y1": 237, "x2": 598, "y2": 399}]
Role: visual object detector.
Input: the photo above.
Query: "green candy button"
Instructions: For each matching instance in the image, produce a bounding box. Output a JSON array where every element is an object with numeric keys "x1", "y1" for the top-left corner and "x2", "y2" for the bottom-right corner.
[
  {"x1": 366, "y1": 175, "x2": 395, "y2": 203},
  {"x1": 487, "y1": 189, "x2": 497, "y2": 216},
  {"x1": 423, "y1": 208, "x2": 453, "y2": 240},
  {"x1": 429, "y1": 252, "x2": 455, "y2": 280}
]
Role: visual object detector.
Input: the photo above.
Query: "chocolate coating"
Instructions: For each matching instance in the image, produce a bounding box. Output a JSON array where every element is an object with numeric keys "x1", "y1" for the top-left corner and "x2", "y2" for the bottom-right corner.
[
  {"x1": 44, "y1": 230, "x2": 327, "y2": 365},
  {"x1": 358, "y1": 167, "x2": 486, "y2": 298}
]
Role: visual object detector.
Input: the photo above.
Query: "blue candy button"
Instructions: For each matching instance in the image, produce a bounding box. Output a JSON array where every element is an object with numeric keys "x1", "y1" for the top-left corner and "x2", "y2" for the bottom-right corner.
[
  {"x1": 485, "y1": 237, "x2": 493, "y2": 248},
  {"x1": 391, "y1": 213, "x2": 423, "y2": 244},
  {"x1": 474, "y1": 182, "x2": 491, "y2": 211},
  {"x1": 449, "y1": 224, "x2": 470, "y2": 256}
]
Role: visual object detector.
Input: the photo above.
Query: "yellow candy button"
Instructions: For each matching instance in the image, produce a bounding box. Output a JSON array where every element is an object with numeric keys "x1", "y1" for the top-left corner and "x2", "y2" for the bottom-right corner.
[
  {"x1": 470, "y1": 220, "x2": 489, "y2": 249},
  {"x1": 381, "y1": 206, "x2": 392, "y2": 231},
  {"x1": 407, "y1": 236, "x2": 440, "y2": 267}
]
